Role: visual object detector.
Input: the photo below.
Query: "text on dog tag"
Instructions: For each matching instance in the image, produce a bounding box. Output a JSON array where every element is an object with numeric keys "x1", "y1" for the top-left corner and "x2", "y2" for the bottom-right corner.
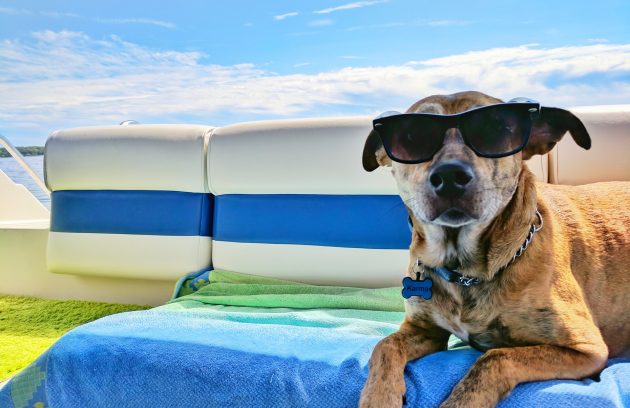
[{"x1": 401, "y1": 276, "x2": 433, "y2": 300}]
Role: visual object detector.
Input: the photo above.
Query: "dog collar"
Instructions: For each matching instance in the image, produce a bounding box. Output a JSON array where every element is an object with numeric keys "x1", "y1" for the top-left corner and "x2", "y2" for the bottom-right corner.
[
  {"x1": 405, "y1": 208, "x2": 543, "y2": 288},
  {"x1": 432, "y1": 266, "x2": 480, "y2": 286}
]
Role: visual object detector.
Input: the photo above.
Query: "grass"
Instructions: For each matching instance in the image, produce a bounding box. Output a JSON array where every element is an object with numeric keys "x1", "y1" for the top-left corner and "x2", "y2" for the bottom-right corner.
[{"x1": 0, "y1": 295, "x2": 150, "y2": 381}]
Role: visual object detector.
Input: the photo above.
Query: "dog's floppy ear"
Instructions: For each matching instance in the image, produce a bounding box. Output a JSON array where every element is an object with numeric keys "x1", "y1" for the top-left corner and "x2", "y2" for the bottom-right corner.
[
  {"x1": 522, "y1": 107, "x2": 591, "y2": 160},
  {"x1": 362, "y1": 129, "x2": 391, "y2": 171}
]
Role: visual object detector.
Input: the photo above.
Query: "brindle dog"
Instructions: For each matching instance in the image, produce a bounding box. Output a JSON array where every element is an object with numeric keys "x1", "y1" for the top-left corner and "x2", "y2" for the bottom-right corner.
[{"x1": 359, "y1": 91, "x2": 630, "y2": 407}]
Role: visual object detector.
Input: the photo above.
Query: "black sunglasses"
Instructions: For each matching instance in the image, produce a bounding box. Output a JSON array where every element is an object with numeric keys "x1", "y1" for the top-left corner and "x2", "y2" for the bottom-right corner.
[{"x1": 372, "y1": 98, "x2": 541, "y2": 164}]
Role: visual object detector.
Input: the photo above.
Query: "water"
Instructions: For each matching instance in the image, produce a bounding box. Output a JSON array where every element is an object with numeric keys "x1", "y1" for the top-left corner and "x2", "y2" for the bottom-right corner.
[{"x1": 0, "y1": 155, "x2": 51, "y2": 208}]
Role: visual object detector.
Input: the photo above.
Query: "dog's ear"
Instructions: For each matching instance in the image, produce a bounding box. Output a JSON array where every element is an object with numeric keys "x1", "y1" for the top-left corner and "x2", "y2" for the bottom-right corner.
[
  {"x1": 522, "y1": 107, "x2": 591, "y2": 160},
  {"x1": 362, "y1": 129, "x2": 391, "y2": 171}
]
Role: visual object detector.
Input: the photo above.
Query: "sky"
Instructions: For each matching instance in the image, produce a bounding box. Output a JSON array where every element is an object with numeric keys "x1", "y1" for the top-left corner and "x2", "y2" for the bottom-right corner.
[{"x1": 1, "y1": 0, "x2": 629, "y2": 145}]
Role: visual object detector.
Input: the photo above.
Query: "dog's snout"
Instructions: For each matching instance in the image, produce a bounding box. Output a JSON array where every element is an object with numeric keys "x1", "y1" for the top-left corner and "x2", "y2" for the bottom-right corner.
[{"x1": 429, "y1": 161, "x2": 474, "y2": 199}]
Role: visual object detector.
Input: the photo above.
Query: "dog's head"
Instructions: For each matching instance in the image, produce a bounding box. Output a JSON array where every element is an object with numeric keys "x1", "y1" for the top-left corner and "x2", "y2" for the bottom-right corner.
[{"x1": 363, "y1": 91, "x2": 591, "y2": 229}]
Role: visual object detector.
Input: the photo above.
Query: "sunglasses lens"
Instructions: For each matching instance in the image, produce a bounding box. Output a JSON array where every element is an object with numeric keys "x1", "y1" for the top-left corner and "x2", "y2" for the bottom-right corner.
[
  {"x1": 374, "y1": 103, "x2": 537, "y2": 163},
  {"x1": 377, "y1": 116, "x2": 444, "y2": 163},
  {"x1": 461, "y1": 105, "x2": 532, "y2": 156}
]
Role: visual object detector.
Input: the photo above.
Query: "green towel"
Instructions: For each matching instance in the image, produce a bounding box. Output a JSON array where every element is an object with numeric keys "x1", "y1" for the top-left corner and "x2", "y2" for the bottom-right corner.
[
  {"x1": 168, "y1": 270, "x2": 466, "y2": 348},
  {"x1": 170, "y1": 270, "x2": 405, "y2": 312}
]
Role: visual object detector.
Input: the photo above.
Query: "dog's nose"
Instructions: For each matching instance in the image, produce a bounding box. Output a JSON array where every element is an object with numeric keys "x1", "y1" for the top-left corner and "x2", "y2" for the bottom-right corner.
[{"x1": 429, "y1": 161, "x2": 474, "y2": 199}]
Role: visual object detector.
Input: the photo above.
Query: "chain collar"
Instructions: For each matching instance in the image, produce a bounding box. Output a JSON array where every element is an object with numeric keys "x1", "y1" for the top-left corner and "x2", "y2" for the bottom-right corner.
[
  {"x1": 499, "y1": 208, "x2": 543, "y2": 272},
  {"x1": 410, "y1": 208, "x2": 543, "y2": 287}
]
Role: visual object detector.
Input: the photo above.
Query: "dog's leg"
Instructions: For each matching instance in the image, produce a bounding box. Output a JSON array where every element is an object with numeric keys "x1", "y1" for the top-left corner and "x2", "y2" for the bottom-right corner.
[
  {"x1": 440, "y1": 343, "x2": 609, "y2": 408},
  {"x1": 359, "y1": 319, "x2": 449, "y2": 408}
]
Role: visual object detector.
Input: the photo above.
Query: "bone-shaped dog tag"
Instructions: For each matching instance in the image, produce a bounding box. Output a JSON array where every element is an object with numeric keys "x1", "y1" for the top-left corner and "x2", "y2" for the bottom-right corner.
[{"x1": 401, "y1": 276, "x2": 433, "y2": 300}]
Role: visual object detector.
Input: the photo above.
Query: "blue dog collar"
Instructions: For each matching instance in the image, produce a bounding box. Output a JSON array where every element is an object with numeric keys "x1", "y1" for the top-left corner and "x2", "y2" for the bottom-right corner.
[{"x1": 405, "y1": 208, "x2": 542, "y2": 289}]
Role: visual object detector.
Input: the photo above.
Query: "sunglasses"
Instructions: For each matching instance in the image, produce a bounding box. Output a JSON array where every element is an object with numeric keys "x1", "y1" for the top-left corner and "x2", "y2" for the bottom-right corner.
[{"x1": 372, "y1": 99, "x2": 541, "y2": 164}]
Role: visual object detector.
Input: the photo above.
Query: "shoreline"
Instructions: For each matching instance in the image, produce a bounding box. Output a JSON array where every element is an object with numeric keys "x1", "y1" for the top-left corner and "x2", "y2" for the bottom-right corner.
[{"x1": 0, "y1": 147, "x2": 44, "y2": 158}]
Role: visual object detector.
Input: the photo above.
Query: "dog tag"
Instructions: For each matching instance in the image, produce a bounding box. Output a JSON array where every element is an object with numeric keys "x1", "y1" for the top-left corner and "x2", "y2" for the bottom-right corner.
[{"x1": 401, "y1": 276, "x2": 433, "y2": 300}]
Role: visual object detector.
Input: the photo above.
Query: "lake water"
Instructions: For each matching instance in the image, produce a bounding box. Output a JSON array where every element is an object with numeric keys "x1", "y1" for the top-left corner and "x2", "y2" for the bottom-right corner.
[{"x1": 0, "y1": 155, "x2": 50, "y2": 208}]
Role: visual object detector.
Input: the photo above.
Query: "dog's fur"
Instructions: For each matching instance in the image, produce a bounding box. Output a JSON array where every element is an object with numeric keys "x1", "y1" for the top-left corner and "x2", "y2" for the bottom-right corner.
[{"x1": 359, "y1": 91, "x2": 630, "y2": 407}]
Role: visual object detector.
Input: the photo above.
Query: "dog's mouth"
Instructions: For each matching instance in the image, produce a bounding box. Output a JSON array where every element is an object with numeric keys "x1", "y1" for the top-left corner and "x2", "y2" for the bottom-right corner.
[{"x1": 431, "y1": 208, "x2": 476, "y2": 228}]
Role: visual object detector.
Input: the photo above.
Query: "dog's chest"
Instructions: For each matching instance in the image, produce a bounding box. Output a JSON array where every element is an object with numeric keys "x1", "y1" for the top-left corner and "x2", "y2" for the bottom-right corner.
[
  {"x1": 431, "y1": 312, "x2": 472, "y2": 342},
  {"x1": 407, "y1": 284, "x2": 514, "y2": 351}
]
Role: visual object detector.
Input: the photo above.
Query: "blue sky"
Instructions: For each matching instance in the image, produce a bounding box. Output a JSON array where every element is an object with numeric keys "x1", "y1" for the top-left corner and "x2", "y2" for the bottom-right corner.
[{"x1": 1, "y1": 0, "x2": 629, "y2": 145}]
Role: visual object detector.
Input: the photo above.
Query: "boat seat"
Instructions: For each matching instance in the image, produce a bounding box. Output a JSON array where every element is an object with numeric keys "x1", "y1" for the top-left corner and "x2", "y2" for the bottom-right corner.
[
  {"x1": 207, "y1": 116, "x2": 548, "y2": 288},
  {"x1": 44, "y1": 124, "x2": 214, "y2": 280},
  {"x1": 550, "y1": 105, "x2": 630, "y2": 184}
]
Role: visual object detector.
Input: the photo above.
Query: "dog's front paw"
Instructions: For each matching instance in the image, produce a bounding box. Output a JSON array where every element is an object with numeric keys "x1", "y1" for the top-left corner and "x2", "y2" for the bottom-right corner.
[
  {"x1": 359, "y1": 383, "x2": 404, "y2": 408},
  {"x1": 439, "y1": 380, "x2": 500, "y2": 408},
  {"x1": 439, "y1": 396, "x2": 467, "y2": 408}
]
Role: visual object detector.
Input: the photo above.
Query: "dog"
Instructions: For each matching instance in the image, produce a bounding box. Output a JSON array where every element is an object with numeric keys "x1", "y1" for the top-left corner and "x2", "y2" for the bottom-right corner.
[{"x1": 359, "y1": 91, "x2": 630, "y2": 407}]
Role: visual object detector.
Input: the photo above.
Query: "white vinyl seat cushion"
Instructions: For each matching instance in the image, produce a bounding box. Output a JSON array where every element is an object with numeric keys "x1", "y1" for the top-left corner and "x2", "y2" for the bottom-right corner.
[
  {"x1": 45, "y1": 124, "x2": 214, "y2": 280},
  {"x1": 551, "y1": 105, "x2": 630, "y2": 185},
  {"x1": 45, "y1": 124, "x2": 213, "y2": 192},
  {"x1": 207, "y1": 117, "x2": 546, "y2": 287}
]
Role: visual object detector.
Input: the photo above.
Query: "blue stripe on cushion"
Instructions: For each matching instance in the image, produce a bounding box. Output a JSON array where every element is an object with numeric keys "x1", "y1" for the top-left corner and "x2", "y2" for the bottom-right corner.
[
  {"x1": 51, "y1": 190, "x2": 213, "y2": 236},
  {"x1": 213, "y1": 194, "x2": 411, "y2": 249}
]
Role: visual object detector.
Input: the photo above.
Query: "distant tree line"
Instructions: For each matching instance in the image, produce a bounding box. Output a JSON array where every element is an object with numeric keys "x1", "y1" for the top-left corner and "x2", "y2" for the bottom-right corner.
[{"x1": 0, "y1": 146, "x2": 44, "y2": 157}]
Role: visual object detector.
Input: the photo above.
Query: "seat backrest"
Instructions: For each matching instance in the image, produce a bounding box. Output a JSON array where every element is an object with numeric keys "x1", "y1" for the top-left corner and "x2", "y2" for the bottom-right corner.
[
  {"x1": 207, "y1": 117, "x2": 547, "y2": 287},
  {"x1": 42, "y1": 116, "x2": 551, "y2": 287},
  {"x1": 45, "y1": 124, "x2": 213, "y2": 280},
  {"x1": 550, "y1": 105, "x2": 630, "y2": 185}
]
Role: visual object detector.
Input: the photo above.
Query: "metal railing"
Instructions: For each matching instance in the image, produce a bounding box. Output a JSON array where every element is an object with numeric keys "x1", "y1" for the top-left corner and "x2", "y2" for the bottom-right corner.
[{"x1": 0, "y1": 133, "x2": 51, "y2": 197}]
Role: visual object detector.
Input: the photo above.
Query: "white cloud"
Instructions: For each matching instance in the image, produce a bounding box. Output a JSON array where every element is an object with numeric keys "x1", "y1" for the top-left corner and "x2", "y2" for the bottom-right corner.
[
  {"x1": 39, "y1": 10, "x2": 81, "y2": 18},
  {"x1": 424, "y1": 19, "x2": 469, "y2": 27},
  {"x1": 308, "y1": 19, "x2": 333, "y2": 27},
  {"x1": 0, "y1": 7, "x2": 175, "y2": 28},
  {"x1": 314, "y1": 0, "x2": 388, "y2": 14},
  {"x1": 1, "y1": 32, "x2": 630, "y2": 145},
  {"x1": 287, "y1": 31, "x2": 321, "y2": 37},
  {"x1": 95, "y1": 18, "x2": 175, "y2": 29},
  {"x1": 274, "y1": 12, "x2": 299, "y2": 21},
  {"x1": 346, "y1": 22, "x2": 405, "y2": 31},
  {"x1": 345, "y1": 19, "x2": 468, "y2": 31},
  {"x1": 0, "y1": 7, "x2": 24, "y2": 15},
  {"x1": 586, "y1": 38, "x2": 609, "y2": 44}
]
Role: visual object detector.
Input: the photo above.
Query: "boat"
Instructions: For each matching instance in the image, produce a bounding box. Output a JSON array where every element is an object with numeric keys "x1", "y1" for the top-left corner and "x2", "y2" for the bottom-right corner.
[{"x1": 0, "y1": 106, "x2": 628, "y2": 407}]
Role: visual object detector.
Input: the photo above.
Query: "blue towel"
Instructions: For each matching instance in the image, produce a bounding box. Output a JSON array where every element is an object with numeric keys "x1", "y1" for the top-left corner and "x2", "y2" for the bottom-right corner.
[
  {"x1": 1, "y1": 272, "x2": 628, "y2": 407},
  {"x1": 1, "y1": 303, "x2": 628, "y2": 407}
]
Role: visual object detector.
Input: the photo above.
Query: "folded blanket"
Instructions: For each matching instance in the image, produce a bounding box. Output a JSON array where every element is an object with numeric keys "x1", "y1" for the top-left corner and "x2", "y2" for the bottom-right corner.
[
  {"x1": 171, "y1": 269, "x2": 408, "y2": 311},
  {"x1": 1, "y1": 270, "x2": 628, "y2": 408}
]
